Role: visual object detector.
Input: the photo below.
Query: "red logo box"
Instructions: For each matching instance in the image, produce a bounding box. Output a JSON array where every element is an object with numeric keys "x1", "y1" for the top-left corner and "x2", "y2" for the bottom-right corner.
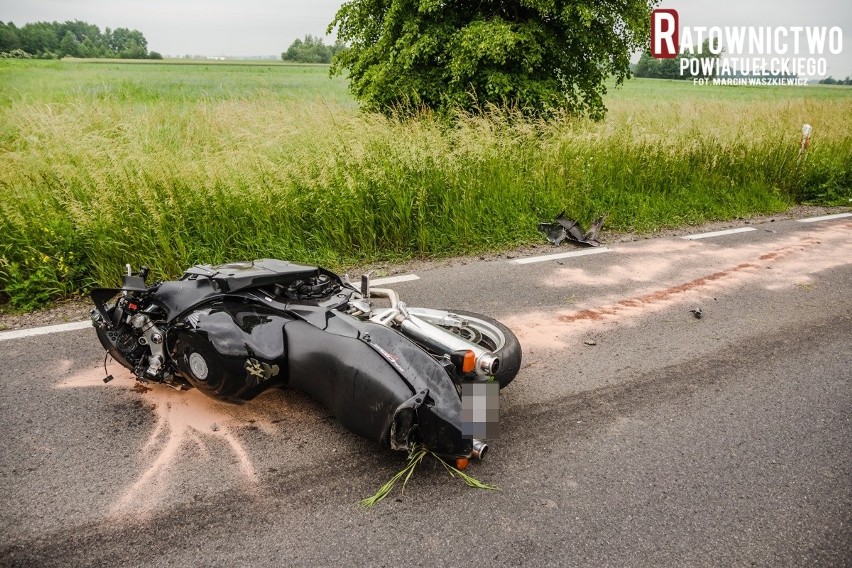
[{"x1": 651, "y1": 9, "x2": 679, "y2": 58}]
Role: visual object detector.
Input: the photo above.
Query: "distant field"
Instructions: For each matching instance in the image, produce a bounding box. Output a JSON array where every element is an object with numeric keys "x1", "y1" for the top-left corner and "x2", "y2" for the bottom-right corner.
[
  {"x1": 0, "y1": 58, "x2": 353, "y2": 106},
  {"x1": 1, "y1": 59, "x2": 850, "y2": 307}
]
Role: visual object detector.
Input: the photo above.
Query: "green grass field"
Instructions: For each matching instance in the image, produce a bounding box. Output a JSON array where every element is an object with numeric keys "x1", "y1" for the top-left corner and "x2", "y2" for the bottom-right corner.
[{"x1": 1, "y1": 59, "x2": 851, "y2": 308}]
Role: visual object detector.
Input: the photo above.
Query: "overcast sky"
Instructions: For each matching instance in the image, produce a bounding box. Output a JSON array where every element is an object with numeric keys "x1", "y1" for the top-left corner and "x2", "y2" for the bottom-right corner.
[{"x1": 2, "y1": 0, "x2": 851, "y2": 75}]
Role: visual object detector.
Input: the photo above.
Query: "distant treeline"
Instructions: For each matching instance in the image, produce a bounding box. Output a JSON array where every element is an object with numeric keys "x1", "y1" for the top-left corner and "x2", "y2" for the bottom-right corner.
[
  {"x1": 633, "y1": 52, "x2": 690, "y2": 80},
  {"x1": 633, "y1": 41, "x2": 721, "y2": 80},
  {"x1": 281, "y1": 35, "x2": 345, "y2": 64},
  {"x1": 0, "y1": 20, "x2": 159, "y2": 59},
  {"x1": 819, "y1": 76, "x2": 852, "y2": 85}
]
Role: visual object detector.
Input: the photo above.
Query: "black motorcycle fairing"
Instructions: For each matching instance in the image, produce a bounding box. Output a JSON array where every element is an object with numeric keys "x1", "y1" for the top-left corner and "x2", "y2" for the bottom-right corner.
[
  {"x1": 357, "y1": 323, "x2": 471, "y2": 457},
  {"x1": 283, "y1": 319, "x2": 427, "y2": 452},
  {"x1": 286, "y1": 315, "x2": 473, "y2": 457},
  {"x1": 90, "y1": 287, "x2": 126, "y2": 328},
  {"x1": 282, "y1": 290, "x2": 355, "y2": 330},
  {"x1": 171, "y1": 301, "x2": 291, "y2": 400},
  {"x1": 185, "y1": 259, "x2": 326, "y2": 293},
  {"x1": 155, "y1": 278, "x2": 220, "y2": 323},
  {"x1": 168, "y1": 301, "x2": 436, "y2": 448}
]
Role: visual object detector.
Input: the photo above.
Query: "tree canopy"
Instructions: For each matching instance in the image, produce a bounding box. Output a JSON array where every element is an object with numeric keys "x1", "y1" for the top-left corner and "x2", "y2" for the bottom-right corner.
[
  {"x1": 281, "y1": 35, "x2": 346, "y2": 64},
  {"x1": 329, "y1": 0, "x2": 654, "y2": 118},
  {"x1": 0, "y1": 20, "x2": 152, "y2": 59}
]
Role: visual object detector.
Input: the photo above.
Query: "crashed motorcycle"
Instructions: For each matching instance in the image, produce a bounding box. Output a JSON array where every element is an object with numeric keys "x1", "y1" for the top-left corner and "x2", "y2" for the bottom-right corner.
[{"x1": 90, "y1": 259, "x2": 521, "y2": 464}]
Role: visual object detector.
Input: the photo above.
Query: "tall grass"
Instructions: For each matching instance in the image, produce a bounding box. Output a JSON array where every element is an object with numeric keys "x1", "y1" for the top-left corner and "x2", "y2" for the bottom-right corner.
[{"x1": 1, "y1": 61, "x2": 850, "y2": 307}]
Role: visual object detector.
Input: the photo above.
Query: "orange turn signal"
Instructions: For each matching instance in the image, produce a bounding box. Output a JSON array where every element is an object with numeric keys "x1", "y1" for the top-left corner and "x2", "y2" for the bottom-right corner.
[
  {"x1": 455, "y1": 457, "x2": 469, "y2": 470},
  {"x1": 461, "y1": 350, "x2": 476, "y2": 374}
]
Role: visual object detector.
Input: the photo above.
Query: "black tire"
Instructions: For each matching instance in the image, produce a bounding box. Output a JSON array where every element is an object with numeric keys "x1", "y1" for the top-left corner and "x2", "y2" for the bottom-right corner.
[{"x1": 419, "y1": 309, "x2": 522, "y2": 389}]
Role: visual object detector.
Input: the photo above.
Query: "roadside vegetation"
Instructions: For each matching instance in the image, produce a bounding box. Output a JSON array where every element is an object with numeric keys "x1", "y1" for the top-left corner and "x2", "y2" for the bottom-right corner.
[{"x1": 1, "y1": 60, "x2": 850, "y2": 309}]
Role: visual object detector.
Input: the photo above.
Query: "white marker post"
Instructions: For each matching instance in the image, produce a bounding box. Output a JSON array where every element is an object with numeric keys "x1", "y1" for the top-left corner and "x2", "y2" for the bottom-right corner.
[{"x1": 800, "y1": 123, "x2": 813, "y2": 157}]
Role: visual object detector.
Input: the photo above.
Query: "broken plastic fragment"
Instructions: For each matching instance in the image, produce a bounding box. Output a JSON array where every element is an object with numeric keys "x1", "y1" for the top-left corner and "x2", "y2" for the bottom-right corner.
[{"x1": 538, "y1": 211, "x2": 607, "y2": 247}]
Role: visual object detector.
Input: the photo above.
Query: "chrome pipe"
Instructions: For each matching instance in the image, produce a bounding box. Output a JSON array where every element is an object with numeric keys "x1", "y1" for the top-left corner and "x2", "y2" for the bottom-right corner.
[
  {"x1": 366, "y1": 288, "x2": 500, "y2": 376},
  {"x1": 398, "y1": 315, "x2": 499, "y2": 377},
  {"x1": 471, "y1": 439, "x2": 488, "y2": 460}
]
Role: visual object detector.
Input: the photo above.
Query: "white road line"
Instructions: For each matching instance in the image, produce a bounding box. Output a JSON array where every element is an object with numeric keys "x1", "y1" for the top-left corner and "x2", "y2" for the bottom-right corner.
[
  {"x1": 371, "y1": 274, "x2": 420, "y2": 286},
  {"x1": 796, "y1": 212, "x2": 852, "y2": 223},
  {"x1": 682, "y1": 227, "x2": 757, "y2": 240},
  {"x1": 511, "y1": 247, "x2": 611, "y2": 265},
  {"x1": 0, "y1": 320, "x2": 91, "y2": 342}
]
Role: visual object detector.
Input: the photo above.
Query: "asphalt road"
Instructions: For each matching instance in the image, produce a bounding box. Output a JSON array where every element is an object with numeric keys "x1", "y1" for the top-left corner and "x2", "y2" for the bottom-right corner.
[{"x1": 1, "y1": 216, "x2": 850, "y2": 567}]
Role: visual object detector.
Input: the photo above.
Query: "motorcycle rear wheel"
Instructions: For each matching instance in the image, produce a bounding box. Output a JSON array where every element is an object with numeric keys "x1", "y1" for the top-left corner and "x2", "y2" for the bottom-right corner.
[{"x1": 406, "y1": 308, "x2": 522, "y2": 389}]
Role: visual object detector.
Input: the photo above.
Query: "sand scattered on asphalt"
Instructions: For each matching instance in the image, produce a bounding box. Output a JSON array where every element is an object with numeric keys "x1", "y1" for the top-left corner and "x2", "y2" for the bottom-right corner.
[
  {"x1": 54, "y1": 364, "x2": 316, "y2": 518},
  {"x1": 505, "y1": 221, "x2": 852, "y2": 350}
]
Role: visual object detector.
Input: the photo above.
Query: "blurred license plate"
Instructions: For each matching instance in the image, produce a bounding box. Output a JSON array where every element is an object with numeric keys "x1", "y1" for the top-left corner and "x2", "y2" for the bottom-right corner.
[{"x1": 461, "y1": 382, "x2": 499, "y2": 439}]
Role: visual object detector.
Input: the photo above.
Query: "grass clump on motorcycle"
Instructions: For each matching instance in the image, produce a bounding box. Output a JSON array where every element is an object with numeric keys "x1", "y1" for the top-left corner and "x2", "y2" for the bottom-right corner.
[{"x1": 1, "y1": 60, "x2": 851, "y2": 309}]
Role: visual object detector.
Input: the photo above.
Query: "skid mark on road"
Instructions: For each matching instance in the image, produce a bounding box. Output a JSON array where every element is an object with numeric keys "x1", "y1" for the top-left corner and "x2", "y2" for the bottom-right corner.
[
  {"x1": 557, "y1": 262, "x2": 757, "y2": 324},
  {"x1": 506, "y1": 222, "x2": 852, "y2": 350}
]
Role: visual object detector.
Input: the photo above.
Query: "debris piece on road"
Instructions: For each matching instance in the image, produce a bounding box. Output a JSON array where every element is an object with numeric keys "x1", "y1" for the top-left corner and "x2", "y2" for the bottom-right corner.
[
  {"x1": 538, "y1": 211, "x2": 607, "y2": 247},
  {"x1": 539, "y1": 222, "x2": 568, "y2": 246},
  {"x1": 210, "y1": 422, "x2": 219, "y2": 432},
  {"x1": 690, "y1": 308, "x2": 703, "y2": 319},
  {"x1": 583, "y1": 339, "x2": 598, "y2": 346}
]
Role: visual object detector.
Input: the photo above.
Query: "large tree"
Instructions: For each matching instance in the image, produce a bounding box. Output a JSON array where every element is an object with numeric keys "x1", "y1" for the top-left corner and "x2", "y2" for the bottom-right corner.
[
  {"x1": 329, "y1": 0, "x2": 655, "y2": 118},
  {"x1": 109, "y1": 27, "x2": 148, "y2": 57}
]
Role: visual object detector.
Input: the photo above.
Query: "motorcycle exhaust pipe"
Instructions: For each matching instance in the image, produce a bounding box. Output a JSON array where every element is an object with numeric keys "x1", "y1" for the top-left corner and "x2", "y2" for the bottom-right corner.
[
  {"x1": 471, "y1": 439, "x2": 488, "y2": 460},
  {"x1": 397, "y1": 315, "x2": 499, "y2": 377}
]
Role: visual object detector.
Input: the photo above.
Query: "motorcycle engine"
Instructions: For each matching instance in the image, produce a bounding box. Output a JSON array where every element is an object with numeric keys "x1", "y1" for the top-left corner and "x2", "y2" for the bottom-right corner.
[
  {"x1": 95, "y1": 316, "x2": 147, "y2": 371},
  {"x1": 92, "y1": 304, "x2": 168, "y2": 379},
  {"x1": 112, "y1": 324, "x2": 148, "y2": 362}
]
